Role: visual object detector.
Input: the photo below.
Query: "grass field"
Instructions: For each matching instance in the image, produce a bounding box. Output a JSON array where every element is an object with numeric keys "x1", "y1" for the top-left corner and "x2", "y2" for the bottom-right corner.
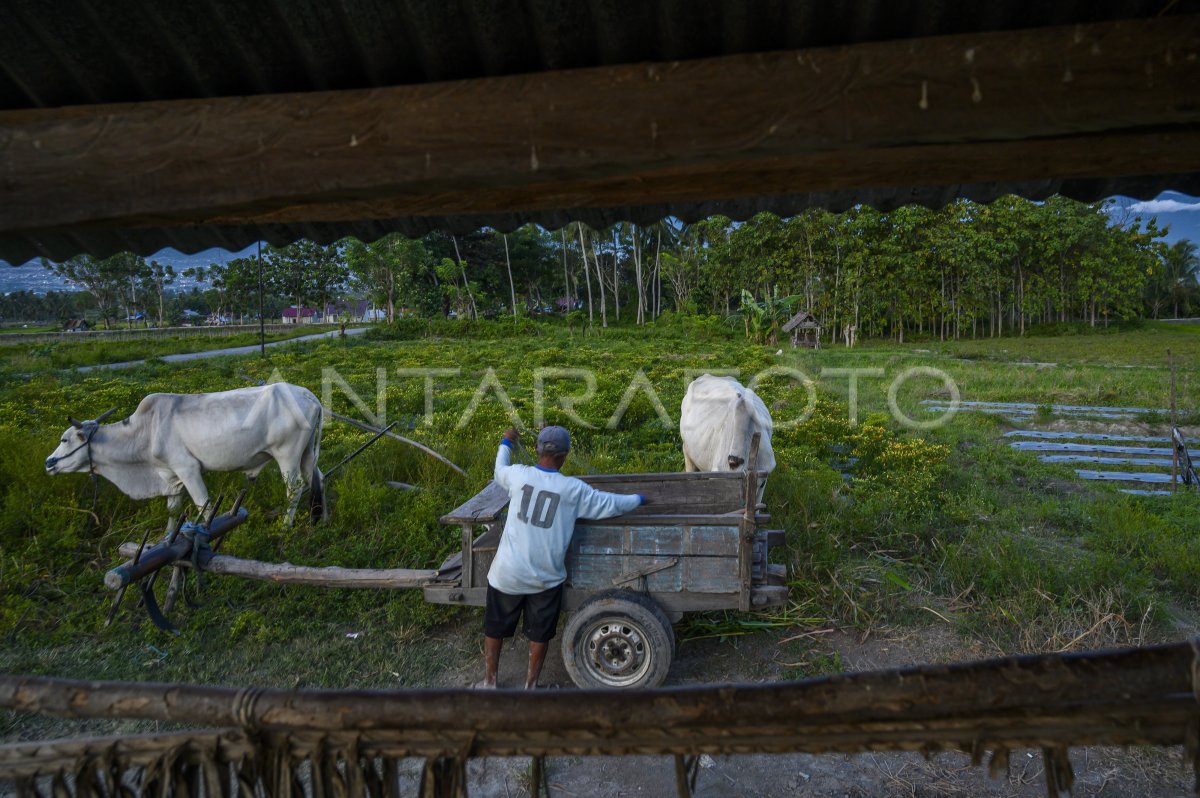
[
  {"x1": 0, "y1": 326, "x2": 337, "y2": 373},
  {"x1": 1, "y1": 318, "x2": 1198, "y2": 709},
  {"x1": 910, "y1": 321, "x2": 1200, "y2": 368}
]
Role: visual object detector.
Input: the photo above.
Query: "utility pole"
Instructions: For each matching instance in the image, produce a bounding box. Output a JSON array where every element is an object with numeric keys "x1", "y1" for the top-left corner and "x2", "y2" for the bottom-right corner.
[
  {"x1": 503, "y1": 233, "x2": 517, "y2": 318},
  {"x1": 258, "y1": 241, "x2": 265, "y2": 357}
]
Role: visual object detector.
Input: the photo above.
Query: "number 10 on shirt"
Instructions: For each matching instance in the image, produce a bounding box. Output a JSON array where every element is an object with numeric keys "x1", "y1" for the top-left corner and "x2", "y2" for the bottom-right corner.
[{"x1": 516, "y1": 485, "x2": 561, "y2": 529}]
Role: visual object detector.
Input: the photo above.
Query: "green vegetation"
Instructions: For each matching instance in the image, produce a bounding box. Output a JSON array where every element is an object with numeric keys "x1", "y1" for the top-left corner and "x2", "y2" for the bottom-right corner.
[
  {"x1": 0, "y1": 324, "x2": 62, "y2": 334},
  {"x1": 8, "y1": 196, "x2": 1198, "y2": 343},
  {"x1": 911, "y1": 320, "x2": 1200, "y2": 369},
  {"x1": 0, "y1": 327, "x2": 337, "y2": 373},
  {"x1": 1, "y1": 320, "x2": 1197, "y2": 697}
]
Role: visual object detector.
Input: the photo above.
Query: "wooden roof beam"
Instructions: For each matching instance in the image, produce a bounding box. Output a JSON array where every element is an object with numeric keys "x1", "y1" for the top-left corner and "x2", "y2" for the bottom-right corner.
[{"x1": 1, "y1": 14, "x2": 1198, "y2": 239}]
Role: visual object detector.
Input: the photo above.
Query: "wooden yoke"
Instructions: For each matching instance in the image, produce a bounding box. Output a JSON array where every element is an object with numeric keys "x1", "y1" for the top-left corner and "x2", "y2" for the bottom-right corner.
[
  {"x1": 105, "y1": 509, "x2": 248, "y2": 590},
  {"x1": 738, "y1": 433, "x2": 762, "y2": 611}
]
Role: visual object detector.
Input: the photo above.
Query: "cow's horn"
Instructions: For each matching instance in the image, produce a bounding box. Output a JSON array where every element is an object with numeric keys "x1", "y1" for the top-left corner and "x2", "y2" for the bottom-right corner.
[
  {"x1": 68, "y1": 416, "x2": 83, "y2": 429},
  {"x1": 94, "y1": 407, "x2": 118, "y2": 423}
]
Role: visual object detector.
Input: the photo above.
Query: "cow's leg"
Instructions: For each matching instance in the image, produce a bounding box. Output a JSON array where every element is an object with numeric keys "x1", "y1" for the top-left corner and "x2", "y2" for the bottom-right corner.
[
  {"x1": 175, "y1": 464, "x2": 210, "y2": 518},
  {"x1": 279, "y1": 466, "x2": 305, "y2": 527},
  {"x1": 164, "y1": 492, "x2": 185, "y2": 538},
  {"x1": 683, "y1": 449, "x2": 699, "y2": 472}
]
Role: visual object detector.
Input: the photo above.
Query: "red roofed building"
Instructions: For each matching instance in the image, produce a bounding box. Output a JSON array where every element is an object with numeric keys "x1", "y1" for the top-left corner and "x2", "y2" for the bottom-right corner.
[{"x1": 281, "y1": 306, "x2": 317, "y2": 324}]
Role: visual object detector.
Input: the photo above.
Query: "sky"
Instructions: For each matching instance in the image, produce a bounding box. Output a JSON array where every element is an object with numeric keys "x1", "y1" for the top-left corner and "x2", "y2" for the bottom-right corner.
[
  {"x1": 0, "y1": 245, "x2": 255, "y2": 295},
  {"x1": 1106, "y1": 190, "x2": 1200, "y2": 245},
  {"x1": 2, "y1": 192, "x2": 1198, "y2": 295}
]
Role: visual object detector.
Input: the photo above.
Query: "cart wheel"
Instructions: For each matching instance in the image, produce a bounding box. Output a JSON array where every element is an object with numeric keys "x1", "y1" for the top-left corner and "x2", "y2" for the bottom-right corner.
[{"x1": 562, "y1": 590, "x2": 675, "y2": 689}]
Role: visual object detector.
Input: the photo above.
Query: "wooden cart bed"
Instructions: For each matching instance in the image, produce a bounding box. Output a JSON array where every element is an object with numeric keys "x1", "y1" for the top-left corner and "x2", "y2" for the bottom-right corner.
[{"x1": 425, "y1": 470, "x2": 787, "y2": 616}]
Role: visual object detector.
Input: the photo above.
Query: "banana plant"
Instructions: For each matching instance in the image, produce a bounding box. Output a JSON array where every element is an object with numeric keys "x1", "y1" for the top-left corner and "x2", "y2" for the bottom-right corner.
[{"x1": 734, "y1": 287, "x2": 802, "y2": 344}]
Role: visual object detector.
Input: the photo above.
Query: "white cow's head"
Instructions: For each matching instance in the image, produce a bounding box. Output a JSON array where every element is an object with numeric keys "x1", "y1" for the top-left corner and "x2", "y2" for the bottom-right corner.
[
  {"x1": 45, "y1": 408, "x2": 117, "y2": 474},
  {"x1": 726, "y1": 392, "x2": 753, "y2": 470}
]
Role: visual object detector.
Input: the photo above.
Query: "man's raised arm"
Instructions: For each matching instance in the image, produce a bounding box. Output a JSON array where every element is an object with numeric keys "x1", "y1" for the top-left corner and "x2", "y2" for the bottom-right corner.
[
  {"x1": 576, "y1": 483, "x2": 645, "y2": 521},
  {"x1": 494, "y1": 427, "x2": 520, "y2": 487}
]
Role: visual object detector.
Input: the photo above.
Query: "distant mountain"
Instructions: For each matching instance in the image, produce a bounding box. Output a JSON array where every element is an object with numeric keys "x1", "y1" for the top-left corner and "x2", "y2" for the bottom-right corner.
[{"x1": 0, "y1": 245, "x2": 256, "y2": 295}]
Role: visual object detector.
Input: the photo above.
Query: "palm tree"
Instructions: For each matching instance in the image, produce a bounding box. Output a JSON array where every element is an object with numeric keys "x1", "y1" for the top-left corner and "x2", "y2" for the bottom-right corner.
[{"x1": 1164, "y1": 240, "x2": 1200, "y2": 318}]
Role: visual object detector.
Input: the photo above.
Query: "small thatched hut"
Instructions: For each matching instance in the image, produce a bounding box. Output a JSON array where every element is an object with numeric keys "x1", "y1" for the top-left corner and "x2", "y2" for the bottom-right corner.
[{"x1": 782, "y1": 310, "x2": 821, "y2": 349}]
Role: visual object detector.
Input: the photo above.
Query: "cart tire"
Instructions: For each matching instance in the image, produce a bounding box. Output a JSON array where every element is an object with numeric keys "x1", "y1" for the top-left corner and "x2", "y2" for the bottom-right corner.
[{"x1": 561, "y1": 590, "x2": 675, "y2": 689}]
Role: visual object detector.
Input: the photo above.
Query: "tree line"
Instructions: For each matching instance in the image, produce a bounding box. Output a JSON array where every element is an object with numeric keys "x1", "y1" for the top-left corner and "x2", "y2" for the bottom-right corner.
[{"x1": 6, "y1": 196, "x2": 1199, "y2": 338}]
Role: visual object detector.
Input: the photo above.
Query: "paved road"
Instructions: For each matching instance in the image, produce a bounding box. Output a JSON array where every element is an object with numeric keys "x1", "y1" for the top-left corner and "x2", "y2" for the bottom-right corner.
[{"x1": 75, "y1": 327, "x2": 369, "y2": 372}]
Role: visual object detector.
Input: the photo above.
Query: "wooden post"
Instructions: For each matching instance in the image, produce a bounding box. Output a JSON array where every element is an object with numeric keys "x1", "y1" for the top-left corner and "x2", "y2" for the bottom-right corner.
[
  {"x1": 462, "y1": 525, "x2": 474, "y2": 589},
  {"x1": 739, "y1": 433, "x2": 762, "y2": 612}
]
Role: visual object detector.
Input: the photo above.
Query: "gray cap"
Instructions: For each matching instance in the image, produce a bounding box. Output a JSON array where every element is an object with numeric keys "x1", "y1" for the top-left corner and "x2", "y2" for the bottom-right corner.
[{"x1": 536, "y1": 425, "x2": 571, "y2": 455}]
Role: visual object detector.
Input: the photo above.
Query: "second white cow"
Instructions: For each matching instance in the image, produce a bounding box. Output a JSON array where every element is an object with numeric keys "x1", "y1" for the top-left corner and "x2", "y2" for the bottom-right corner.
[{"x1": 679, "y1": 374, "x2": 775, "y2": 503}]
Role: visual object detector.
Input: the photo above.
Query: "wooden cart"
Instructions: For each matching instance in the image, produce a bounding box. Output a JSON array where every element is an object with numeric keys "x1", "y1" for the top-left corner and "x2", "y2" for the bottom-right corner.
[
  {"x1": 425, "y1": 441, "x2": 788, "y2": 688},
  {"x1": 108, "y1": 440, "x2": 786, "y2": 688}
]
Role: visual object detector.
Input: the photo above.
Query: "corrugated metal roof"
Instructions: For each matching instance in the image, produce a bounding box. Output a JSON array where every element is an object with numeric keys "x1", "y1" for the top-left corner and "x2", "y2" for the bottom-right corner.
[{"x1": 2, "y1": 0, "x2": 1199, "y2": 261}]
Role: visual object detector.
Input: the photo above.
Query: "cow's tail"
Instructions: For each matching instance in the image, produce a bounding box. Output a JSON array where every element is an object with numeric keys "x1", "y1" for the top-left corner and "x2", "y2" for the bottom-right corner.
[
  {"x1": 307, "y1": 405, "x2": 328, "y2": 523},
  {"x1": 309, "y1": 467, "x2": 327, "y2": 524}
]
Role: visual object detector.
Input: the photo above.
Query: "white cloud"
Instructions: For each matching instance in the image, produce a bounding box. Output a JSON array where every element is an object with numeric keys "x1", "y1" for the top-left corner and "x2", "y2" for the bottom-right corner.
[{"x1": 1127, "y1": 199, "x2": 1200, "y2": 214}]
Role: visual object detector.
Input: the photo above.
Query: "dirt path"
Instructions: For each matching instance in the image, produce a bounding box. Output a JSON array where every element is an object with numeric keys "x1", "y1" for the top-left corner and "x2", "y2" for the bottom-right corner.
[
  {"x1": 73, "y1": 326, "x2": 369, "y2": 372},
  {"x1": 431, "y1": 618, "x2": 1191, "y2": 797}
]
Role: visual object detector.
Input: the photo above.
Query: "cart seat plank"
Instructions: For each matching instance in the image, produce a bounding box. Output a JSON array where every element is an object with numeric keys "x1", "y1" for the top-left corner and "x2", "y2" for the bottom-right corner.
[
  {"x1": 471, "y1": 526, "x2": 502, "y2": 551},
  {"x1": 440, "y1": 480, "x2": 510, "y2": 524},
  {"x1": 436, "y1": 550, "x2": 463, "y2": 574}
]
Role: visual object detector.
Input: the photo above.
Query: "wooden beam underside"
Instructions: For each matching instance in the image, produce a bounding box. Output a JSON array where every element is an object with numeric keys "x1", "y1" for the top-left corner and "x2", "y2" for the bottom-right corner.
[
  {"x1": 1, "y1": 642, "x2": 1198, "y2": 765},
  {"x1": 1, "y1": 15, "x2": 1198, "y2": 239}
]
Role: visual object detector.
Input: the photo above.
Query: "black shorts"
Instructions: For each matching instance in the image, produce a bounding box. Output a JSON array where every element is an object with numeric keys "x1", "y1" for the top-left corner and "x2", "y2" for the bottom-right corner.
[{"x1": 484, "y1": 584, "x2": 564, "y2": 643}]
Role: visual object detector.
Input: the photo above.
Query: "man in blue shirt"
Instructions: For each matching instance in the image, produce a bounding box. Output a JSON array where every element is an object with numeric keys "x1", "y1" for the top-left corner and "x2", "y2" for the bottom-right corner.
[{"x1": 480, "y1": 426, "x2": 644, "y2": 688}]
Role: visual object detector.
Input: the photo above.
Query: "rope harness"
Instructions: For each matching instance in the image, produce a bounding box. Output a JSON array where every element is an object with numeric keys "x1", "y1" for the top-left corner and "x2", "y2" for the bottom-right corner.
[
  {"x1": 50, "y1": 409, "x2": 116, "y2": 511},
  {"x1": 181, "y1": 522, "x2": 213, "y2": 590},
  {"x1": 52, "y1": 421, "x2": 101, "y2": 510}
]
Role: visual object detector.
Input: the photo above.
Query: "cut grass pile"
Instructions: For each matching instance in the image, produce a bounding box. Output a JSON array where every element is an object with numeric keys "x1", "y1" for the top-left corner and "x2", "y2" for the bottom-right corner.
[{"x1": 0, "y1": 319, "x2": 1197, "y2": 699}]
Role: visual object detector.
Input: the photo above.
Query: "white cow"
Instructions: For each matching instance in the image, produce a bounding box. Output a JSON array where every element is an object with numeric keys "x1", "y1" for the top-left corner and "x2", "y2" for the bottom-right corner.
[
  {"x1": 45, "y1": 383, "x2": 324, "y2": 526},
  {"x1": 679, "y1": 374, "x2": 776, "y2": 503}
]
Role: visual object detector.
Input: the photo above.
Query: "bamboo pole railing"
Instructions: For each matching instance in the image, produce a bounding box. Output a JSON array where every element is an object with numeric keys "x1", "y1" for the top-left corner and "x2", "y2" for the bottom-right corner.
[{"x1": 3, "y1": 640, "x2": 1199, "y2": 797}]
